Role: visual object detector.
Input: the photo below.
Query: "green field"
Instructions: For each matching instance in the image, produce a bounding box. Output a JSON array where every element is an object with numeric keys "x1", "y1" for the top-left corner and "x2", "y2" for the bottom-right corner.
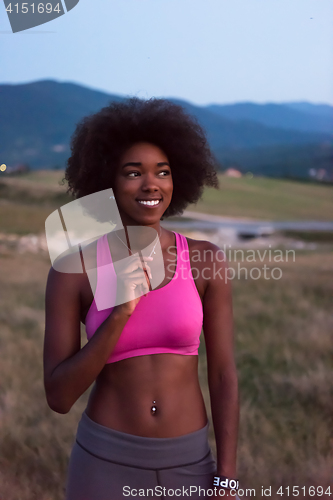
[
  {"x1": 194, "y1": 175, "x2": 333, "y2": 221},
  {"x1": 0, "y1": 171, "x2": 332, "y2": 499},
  {"x1": 1, "y1": 171, "x2": 332, "y2": 235}
]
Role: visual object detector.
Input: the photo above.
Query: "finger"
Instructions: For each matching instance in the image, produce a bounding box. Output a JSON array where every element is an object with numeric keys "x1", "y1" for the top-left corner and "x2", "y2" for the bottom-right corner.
[
  {"x1": 143, "y1": 264, "x2": 153, "y2": 279},
  {"x1": 118, "y1": 260, "x2": 146, "y2": 274},
  {"x1": 138, "y1": 275, "x2": 150, "y2": 291},
  {"x1": 143, "y1": 276, "x2": 150, "y2": 293},
  {"x1": 143, "y1": 269, "x2": 151, "y2": 288},
  {"x1": 123, "y1": 256, "x2": 153, "y2": 273},
  {"x1": 140, "y1": 281, "x2": 149, "y2": 297},
  {"x1": 123, "y1": 274, "x2": 151, "y2": 287},
  {"x1": 127, "y1": 270, "x2": 150, "y2": 279},
  {"x1": 131, "y1": 277, "x2": 150, "y2": 296}
]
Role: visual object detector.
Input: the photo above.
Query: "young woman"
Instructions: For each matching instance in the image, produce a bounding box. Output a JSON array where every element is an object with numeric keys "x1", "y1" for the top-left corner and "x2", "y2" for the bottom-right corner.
[{"x1": 43, "y1": 98, "x2": 239, "y2": 499}]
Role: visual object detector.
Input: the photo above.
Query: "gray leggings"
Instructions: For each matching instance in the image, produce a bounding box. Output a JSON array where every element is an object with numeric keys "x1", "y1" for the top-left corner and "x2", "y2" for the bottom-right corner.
[{"x1": 65, "y1": 411, "x2": 217, "y2": 500}]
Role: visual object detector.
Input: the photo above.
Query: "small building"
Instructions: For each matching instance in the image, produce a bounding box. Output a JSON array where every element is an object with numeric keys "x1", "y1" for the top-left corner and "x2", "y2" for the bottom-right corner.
[
  {"x1": 308, "y1": 168, "x2": 332, "y2": 182},
  {"x1": 224, "y1": 168, "x2": 243, "y2": 178},
  {"x1": 4, "y1": 163, "x2": 30, "y2": 175}
]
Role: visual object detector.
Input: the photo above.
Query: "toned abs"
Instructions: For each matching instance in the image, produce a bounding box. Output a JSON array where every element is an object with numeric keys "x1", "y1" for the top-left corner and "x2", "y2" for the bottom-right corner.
[{"x1": 80, "y1": 233, "x2": 209, "y2": 437}]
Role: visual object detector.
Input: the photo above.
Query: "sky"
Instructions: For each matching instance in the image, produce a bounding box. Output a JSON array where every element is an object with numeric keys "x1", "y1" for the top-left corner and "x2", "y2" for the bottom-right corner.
[{"x1": 1, "y1": 0, "x2": 333, "y2": 106}]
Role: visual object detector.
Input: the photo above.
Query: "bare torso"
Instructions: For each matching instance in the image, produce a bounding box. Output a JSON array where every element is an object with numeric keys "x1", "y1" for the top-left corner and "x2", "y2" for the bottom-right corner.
[{"x1": 79, "y1": 230, "x2": 209, "y2": 437}]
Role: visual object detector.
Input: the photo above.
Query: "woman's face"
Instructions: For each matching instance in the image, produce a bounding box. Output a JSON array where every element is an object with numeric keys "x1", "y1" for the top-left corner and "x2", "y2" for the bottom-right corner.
[{"x1": 113, "y1": 142, "x2": 173, "y2": 226}]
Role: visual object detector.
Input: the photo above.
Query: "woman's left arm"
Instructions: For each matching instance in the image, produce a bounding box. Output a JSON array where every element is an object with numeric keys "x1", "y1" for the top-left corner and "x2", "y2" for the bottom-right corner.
[{"x1": 201, "y1": 242, "x2": 239, "y2": 479}]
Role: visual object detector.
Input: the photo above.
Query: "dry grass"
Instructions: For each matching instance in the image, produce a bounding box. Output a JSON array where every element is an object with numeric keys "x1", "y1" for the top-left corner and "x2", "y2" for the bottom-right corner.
[
  {"x1": 0, "y1": 177, "x2": 70, "y2": 236},
  {"x1": 234, "y1": 255, "x2": 333, "y2": 497},
  {"x1": 191, "y1": 175, "x2": 333, "y2": 221},
  {"x1": 199, "y1": 251, "x2": 333, "y2": 498},
  {"x1": 0, "y1": 251, "x2": 88, "y2": 500},
  {"x1": 0, "y1": 175, "x2": 332, "y2": 499},
  {"x1": 0, "y1": 246, "x2": 332, "y2": 499},
  {"x1": 2, "y1": 170, "x2": 333, "y2": 223}
]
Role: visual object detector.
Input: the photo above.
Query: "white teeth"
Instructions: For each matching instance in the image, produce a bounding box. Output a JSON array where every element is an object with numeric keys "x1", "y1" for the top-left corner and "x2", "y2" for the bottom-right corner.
[{"x1": 138, "y1": 200, "x2": 160, "y2": 206}]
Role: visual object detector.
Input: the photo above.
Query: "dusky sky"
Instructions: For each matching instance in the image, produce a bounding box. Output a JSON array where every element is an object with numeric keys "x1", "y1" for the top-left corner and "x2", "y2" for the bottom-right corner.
[{"x1": 1, "y1": 0, "x2": 332, "y2": 105}]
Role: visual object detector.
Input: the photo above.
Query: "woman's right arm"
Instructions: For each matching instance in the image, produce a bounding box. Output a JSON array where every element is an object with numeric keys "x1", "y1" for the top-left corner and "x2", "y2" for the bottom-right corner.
[
  {"x1": 43, "y1": 265, "x2": 132, "y2": 414},
  {"x1": 44, "y1": 248, "x2": 153, "y2": 414}
]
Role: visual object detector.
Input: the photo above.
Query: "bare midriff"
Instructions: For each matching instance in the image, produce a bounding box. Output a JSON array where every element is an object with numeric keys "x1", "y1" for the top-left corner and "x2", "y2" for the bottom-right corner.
[
  {"x1": 83, "y1": 233, "x2": 208, "y2": 438},
  {"x1": 85, "y1": 353, "x2": 208, "y2": 438}
]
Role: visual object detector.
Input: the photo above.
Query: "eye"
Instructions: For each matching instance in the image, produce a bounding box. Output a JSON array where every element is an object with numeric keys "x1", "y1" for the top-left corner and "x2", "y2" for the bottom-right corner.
[{"x1": 126, "y1": 170, "x2": 170, "y2": 178}]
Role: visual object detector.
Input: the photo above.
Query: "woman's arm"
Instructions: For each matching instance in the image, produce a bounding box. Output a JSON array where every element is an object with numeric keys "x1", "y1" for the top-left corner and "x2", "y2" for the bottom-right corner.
[
  {"x1": 43, "y1": 264, "x2": 131, "y2": 414},
  {"x1": 202, "y1": 242, "x2": 239, "y2": 479}
]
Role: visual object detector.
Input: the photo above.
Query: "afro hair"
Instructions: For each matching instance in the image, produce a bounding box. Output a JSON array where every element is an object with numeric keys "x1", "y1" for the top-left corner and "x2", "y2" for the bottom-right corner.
[{"x1": 64, "y1": 97, "x2": 219, "y2": 220}]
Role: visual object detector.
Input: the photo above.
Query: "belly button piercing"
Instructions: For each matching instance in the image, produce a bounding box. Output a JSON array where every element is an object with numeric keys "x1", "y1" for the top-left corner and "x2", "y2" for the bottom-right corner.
[{"x1": 151, "y1": 400, "x2": 157, "y2": 416}]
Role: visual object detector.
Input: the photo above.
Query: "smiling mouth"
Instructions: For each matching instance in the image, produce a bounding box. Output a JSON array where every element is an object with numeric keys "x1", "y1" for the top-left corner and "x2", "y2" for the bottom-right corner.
[{"x1": 136, "y1": 199, "x2": 162, "y2": 207}]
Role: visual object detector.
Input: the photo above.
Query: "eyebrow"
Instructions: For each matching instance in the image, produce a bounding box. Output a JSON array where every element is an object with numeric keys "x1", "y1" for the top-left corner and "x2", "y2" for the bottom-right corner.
[{"x1": 121, "y1": 162, "x2": 170, "y2": 169}]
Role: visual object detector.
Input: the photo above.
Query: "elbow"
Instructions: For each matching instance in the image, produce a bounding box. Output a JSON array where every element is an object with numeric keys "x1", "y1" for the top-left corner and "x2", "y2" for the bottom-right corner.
[
  {"x1": 47, "y1": 401, "x2": 70, "y2": 415},
  {"x1": 45, "y1": 387, "x2": 73, "y2": 414},
  {"x1": 46, "y1": 395, "x2": 71, "y2": 414}
]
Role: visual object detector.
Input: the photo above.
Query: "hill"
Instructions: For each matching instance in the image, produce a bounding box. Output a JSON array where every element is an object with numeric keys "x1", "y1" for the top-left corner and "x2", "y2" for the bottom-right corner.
[
  {"x1": 206, "y1": 101, "x2": 332, "y2": 134},
  {"x1": 0, "y1": 80, "x2": 332, "y2": 180}
]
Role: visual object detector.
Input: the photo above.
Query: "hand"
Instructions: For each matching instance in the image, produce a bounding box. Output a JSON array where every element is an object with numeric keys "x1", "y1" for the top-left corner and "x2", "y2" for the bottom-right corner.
[{"x1": 114, "y1": 255, "x2": 153, "y2": 316}]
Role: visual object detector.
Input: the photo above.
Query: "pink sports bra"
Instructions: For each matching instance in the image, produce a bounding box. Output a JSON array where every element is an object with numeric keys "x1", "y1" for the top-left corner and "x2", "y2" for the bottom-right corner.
[{"x1": 85, "y1": 231, "x2": 203, "y2": 364}]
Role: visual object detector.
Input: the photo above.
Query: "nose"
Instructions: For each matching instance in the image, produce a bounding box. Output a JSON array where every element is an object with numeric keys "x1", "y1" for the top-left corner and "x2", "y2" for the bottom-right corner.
[{"x1": 140, "y1": 172, "x2": 160, "y2": 192}]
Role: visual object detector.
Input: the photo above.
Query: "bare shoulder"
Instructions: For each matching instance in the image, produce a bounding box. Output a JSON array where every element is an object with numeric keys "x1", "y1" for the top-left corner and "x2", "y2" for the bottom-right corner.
[
  {"x1": 46, "y1": 238, "x2": 97, "y2": 299},
  {"x1": 50, "y1": 238, "x2": 97, "y2": 275},
  {"x1": 184, "y1": 235, "x2": 229, "y2": 298},
  {"x1": 46, "y1": 252, "x2": 82, "y2": 308},
  {"x1": 185, "y1": 235, "x2": 228, "y2": 269}
]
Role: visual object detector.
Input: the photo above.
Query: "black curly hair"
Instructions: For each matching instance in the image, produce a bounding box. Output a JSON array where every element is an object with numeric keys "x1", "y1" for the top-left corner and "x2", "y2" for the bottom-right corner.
[{"x1": 64, "y1": 97, "x2": 219, "y2": 220}]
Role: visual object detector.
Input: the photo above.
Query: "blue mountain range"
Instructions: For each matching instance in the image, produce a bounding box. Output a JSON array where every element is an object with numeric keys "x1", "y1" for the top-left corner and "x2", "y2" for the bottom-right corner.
[{"x1": 0, "y1": 80, "x2": 332, "y2": 180}]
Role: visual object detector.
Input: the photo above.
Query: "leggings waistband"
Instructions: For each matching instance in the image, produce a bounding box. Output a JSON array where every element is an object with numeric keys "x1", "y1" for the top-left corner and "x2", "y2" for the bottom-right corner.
[{"x1": 75, "y1": 411, "x2": 211, "y2": 470}]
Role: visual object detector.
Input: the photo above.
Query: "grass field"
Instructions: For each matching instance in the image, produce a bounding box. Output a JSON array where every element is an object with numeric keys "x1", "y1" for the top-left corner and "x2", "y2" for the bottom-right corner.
[
  {"x1": 0, "y1": 171, "x2": 332, "y2": 499},
  {"x1": 1, "y1": 170, "x2": 332, "y2": 233},
  {"x1": 194, "y1": 175, "x2": 333, "y2": 221}
]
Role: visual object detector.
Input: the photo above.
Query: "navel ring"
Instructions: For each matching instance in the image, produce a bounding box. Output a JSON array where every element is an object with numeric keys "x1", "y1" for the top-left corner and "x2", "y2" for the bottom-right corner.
[{"x1": 151, "y1": 400, "x2": 157, "y2": 416}]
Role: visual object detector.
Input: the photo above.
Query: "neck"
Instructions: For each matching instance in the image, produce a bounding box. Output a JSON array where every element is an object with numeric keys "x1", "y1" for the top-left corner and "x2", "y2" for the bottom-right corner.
[{"x1": 114, "y1": 224, "x2": 163, "y2": 254}]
